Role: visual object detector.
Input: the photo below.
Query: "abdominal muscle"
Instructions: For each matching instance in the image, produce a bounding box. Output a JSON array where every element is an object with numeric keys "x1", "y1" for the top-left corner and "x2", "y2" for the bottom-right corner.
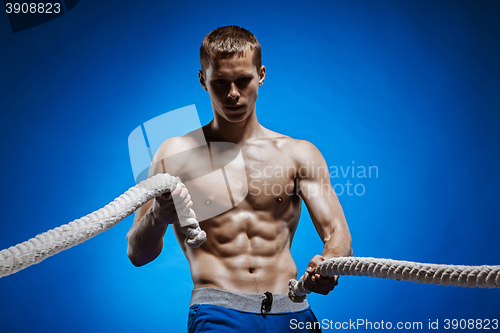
[{"x1": 173, "y1": 206, "x2": 299, "y2": 295}]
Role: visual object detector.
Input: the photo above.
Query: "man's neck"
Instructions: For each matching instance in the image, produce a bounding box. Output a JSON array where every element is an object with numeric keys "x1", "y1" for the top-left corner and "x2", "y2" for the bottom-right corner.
[{"x1": 206, "y1": 109, "x2": 265, "y2": 144}]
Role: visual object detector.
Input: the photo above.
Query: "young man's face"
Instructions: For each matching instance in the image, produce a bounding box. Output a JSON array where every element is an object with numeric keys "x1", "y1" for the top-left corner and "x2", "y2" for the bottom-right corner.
[{"x1": 200, "y1": 49, "x2": 265, "y2": 123}]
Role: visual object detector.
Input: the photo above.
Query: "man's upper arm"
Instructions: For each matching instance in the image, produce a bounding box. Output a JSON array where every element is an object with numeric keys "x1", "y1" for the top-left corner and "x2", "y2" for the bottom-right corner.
[{"x1": 295, "y1": 140, "x2": 352, "y2": 256}]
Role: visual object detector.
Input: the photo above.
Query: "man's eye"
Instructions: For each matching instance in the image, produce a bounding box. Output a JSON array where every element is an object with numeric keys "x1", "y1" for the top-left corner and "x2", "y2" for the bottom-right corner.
[
  {"x1": 238, "y1": 77, "x2": 252, "y2": 83},
  {"x1": 214, "y1": 79, "x2": 227, "y2": 84}
]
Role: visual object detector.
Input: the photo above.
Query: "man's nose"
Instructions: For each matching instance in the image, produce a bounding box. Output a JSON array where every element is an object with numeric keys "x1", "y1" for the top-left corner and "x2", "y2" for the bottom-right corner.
[{"x1": 227, "y1": 82, "x2": 240, "y2": 100}]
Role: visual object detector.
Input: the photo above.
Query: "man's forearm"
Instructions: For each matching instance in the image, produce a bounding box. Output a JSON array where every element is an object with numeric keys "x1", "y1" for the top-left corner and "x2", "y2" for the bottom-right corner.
[
  {"x1": 126, "y1": 199, "x2": 177, "y2": 266},
  {"x1": 321, "y1": 225, "x2": 352, "y2": 259}
]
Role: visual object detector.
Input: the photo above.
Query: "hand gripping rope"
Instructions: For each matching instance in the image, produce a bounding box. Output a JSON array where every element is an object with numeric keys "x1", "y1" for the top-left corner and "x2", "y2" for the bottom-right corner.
[
  {"x1": 0, "y1": 173, "x2": 206, "y2": 278},
  {"x1": 0, "y1": 174, "x2": 498, "y2": 302},
  {"x1": 288, "y1": 257, "x2": 500, "y2": 302}
]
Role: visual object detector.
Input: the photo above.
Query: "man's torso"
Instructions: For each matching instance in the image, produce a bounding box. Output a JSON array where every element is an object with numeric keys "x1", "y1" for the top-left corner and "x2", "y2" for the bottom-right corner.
[{"x1": 156, "y1": 126, "x2": 310, "y2": 294}]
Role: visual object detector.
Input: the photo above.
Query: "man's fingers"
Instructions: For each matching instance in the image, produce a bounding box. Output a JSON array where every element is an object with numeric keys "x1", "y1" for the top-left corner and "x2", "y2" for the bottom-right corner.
[
  {"x1": 306, "y1": 254, "x2": 324, "y2": 273},
  {"x1": 302, "y1": 255, "x2": 339, "y2": 295},
  {"x1": 173, "y1": 187, "x2": 189, "y2": 202},
  {"x1": 185, "y1": 199, "x2": 193, "y2": 210},
  {"x1": 183, "y1": 200, "x2": 193, "y2": 213},
  {"x1": 180, "y1": 196, "x2": 194, "y2": 212},
  {"x1": 180, "y1": 187, "x2": 189, "y2": 199},
  {"x1": 156, "y1": 180, "x2": 189, "y2": 209},
  {"x1": 307, "y1": 273, "x2": 332, "y2": 285},
  {"x1": 176, "y1": 189, "x2": 190, "y2": 209},
  {"x1": 303, "y1": 273, "x2": 338, "y2": 295},
  {"x1": 170, "y1": 182, "x2": 184, "y2": 197},
  {"x1": 182, "y1": 194, "x2": 192, "y2": 206},
  {"x1": 158, "y1": 178, "x2": 194, "y2": 216},
  {"x1": 175, "y1": 191, "x2": 193, "y2": 215}
]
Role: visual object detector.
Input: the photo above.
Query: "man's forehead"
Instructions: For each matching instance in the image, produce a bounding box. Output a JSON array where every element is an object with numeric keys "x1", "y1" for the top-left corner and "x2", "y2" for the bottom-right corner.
[
  {"x1": 211, "y1": 67, "x2": 256, "y2": 77},
  {"x1": 207, "y1": 50, "x2": 257, "y2": 74}
]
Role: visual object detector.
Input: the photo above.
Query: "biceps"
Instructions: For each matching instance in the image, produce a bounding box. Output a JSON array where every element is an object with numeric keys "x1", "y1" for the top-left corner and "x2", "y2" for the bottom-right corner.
[
  {"x1": 300, "y1": 178, "x2": 344, "y2": 239},
  {"x1": 299, "y1": 176, "x2": 336, "y2": 206}
]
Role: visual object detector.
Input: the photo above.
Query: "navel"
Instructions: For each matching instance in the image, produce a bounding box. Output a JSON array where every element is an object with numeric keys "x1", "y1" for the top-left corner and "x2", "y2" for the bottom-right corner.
[
  {"x1": 249, "y1": 267, "x2": 255, "y2": 274},
  {"x1": 276, "y1": 197, "x2": 283, "y2": 203}
]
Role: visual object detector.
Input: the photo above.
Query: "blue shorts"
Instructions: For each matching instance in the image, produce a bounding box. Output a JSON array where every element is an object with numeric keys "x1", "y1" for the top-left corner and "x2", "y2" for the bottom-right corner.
[{"x1": 188, "y1": 288, "x2": 322, "y2": 333}]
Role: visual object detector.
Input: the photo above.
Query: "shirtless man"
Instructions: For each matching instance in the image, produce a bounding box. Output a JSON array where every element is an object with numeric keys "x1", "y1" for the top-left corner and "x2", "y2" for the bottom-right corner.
[{"x1": 126, "y1": 26, "x2": 352, "y2": 332}]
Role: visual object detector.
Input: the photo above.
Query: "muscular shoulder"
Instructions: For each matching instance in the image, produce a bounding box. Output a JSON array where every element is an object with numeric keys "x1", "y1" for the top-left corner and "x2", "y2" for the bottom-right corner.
[
  {"x1": 149, "y1": 129, "x2": 205, "y2": 177},
  {"x1": 261, "y1": 128, "x2": 319, "y2": 160},
  {"x1": 273, "y1": 136, "x2": 326, "y2": 180},
  {"x1": 257, "y1": 127, "x2": 322, "y2": 162},
  {"x1": 290, "y1": 139, "x2": 324, "y2": 168},
  {"x1": 258, "y1": 128, "x2": 325, "y2": 173}
]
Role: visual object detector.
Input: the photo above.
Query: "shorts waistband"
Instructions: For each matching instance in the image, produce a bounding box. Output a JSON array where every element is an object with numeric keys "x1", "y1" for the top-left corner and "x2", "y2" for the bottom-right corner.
[{"x1": 190, "y1": 287, "x2": 309, "y2": 314}]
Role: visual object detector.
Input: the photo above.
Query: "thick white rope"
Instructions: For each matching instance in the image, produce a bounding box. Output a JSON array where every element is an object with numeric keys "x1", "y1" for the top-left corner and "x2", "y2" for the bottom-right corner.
[
  {"x1": 0, "y1": 173, "x2": 206, "y2": 278},
  {"x1": 288, "y1": 256, "x2": 500, "y2": 302},
  {"x1": 1, "y1": 177, "x2": 498, "y2": 298}
]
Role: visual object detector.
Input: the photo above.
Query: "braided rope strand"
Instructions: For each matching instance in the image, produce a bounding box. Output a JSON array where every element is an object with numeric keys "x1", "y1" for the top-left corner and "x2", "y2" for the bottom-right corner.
[
  {"x1": 289, "y1": 257, "x2": 500, "y2": 302},
  {"x1": 0, "y1": 173, "x2": 206, "y2": 278},
  {"x1": 1, "y1": 176, "x2": 498, "y2": 297}
]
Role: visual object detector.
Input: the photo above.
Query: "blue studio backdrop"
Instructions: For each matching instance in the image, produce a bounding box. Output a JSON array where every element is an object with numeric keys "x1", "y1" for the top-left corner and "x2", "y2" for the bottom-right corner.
[{"x1": 1, "y1": 0, "x2": 499, "y2": 332}]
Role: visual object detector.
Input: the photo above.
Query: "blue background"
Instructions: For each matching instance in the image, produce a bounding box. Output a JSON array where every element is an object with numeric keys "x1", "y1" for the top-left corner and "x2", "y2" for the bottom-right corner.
[{"x1": 1, "y1": 0, "x2": 499, "y2": 332}]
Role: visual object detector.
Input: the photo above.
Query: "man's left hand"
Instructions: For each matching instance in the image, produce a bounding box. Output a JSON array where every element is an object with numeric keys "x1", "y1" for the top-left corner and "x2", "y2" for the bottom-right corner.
[{"x1": 303, "y1": 255, "x2": 339, "y2": 295}]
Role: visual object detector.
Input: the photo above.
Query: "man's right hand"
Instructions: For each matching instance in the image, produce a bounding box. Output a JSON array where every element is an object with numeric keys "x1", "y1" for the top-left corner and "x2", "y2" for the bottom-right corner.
[{"x1": 155, "y1": 177, "x2": 194, "y2": 221}]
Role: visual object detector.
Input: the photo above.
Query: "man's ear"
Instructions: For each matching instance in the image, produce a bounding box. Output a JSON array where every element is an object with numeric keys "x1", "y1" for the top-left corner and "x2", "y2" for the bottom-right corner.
[
  {"x1": 258, "y1": 66, "x2": 266, "y2": 87},
  {"x1": 199, "y1": 70, "x2": 207, "y2": 91}
]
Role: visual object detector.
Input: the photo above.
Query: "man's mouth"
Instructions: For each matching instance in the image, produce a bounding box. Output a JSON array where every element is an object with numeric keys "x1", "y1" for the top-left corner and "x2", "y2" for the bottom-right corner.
[{"x1": 225, "y1": 105, "x2": 244, "y2": 112}]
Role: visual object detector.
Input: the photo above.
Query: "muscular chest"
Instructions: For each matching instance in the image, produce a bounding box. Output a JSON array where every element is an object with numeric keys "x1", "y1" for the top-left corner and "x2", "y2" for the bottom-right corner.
[
  {"x1": 176, "y1": 141, "x2": 298, "y2": 221},
  {"x1": 243, "y1": 144, "x2": 298, "y2": 210}
]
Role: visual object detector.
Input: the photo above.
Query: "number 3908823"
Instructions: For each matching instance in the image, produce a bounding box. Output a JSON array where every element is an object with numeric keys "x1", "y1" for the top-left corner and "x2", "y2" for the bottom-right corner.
[{"x1": 6, "y1": 3, "x2": 61, "y2": 14}]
